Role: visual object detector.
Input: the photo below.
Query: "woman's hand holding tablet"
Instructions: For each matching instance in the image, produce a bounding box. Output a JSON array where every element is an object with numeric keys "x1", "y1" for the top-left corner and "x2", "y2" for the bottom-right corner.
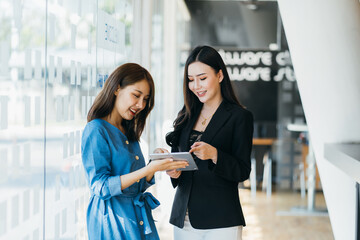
[{"x1": 149, "y1": 152, "x2": 198, "y2": 171}]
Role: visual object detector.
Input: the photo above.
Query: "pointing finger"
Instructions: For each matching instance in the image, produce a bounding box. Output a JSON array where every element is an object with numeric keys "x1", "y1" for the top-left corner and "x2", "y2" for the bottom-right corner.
[
  {"x1": 191, "y1": 142, "x2": 202, "y2": 148},
  {"x1": 189, "y1": 147, "x2": 197, "y2": 153}
]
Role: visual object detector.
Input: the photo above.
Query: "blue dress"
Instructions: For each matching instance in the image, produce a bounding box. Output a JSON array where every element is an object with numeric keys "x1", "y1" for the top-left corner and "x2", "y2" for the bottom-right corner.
[{"x1": 81, "y1": 119, "x2": 160, "y2": 240}]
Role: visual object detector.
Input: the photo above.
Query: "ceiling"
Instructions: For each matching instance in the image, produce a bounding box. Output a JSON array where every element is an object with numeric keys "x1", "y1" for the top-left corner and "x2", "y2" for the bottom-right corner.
[{"x1": 185, "y1": 0, "x2": 285, "y2": 49}]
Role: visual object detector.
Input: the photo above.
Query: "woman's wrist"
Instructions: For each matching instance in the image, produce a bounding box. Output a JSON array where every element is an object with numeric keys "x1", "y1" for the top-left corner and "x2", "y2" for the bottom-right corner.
[{"x1": 145, "y1": 163, "x2": 156, "y2": 175}]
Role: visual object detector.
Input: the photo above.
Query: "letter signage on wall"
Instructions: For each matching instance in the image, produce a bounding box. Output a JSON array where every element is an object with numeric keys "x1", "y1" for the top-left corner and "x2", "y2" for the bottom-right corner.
[
  {"x1": 218, "y1": 49, "x2": 295, "y2": 82},
  {"x1": 97, "y1": 10, "x2": 125, "y2": 52}
]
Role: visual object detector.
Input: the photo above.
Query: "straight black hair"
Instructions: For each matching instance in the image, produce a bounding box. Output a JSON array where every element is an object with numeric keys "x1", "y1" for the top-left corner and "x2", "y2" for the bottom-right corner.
[{"x1": 166, "y1": 45, "x2": 242, "y2": 147}]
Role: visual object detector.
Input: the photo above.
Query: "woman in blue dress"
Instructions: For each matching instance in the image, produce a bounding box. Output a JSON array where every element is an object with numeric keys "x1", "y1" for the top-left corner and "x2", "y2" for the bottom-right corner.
[{"x1": 81, "y1": 63, "x2": 188, "y2": 240}]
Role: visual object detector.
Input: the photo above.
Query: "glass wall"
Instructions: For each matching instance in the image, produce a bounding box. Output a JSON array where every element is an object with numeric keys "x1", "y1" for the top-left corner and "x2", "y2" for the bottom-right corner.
[
  {"x1": 0, "y1": 1, "x2": 47, "y2": 239},
  {"x1": 0, "y1": 0, "x2": 136, "y2": 239},
  {"x1": 0, "y1": 0, "x2": 190, "y2": 239}
]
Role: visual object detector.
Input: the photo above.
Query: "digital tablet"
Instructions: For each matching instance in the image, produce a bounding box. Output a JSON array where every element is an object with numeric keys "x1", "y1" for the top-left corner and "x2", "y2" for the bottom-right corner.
[{"x1": 149, "y1": 152, "x2": 198, "y2": 171}]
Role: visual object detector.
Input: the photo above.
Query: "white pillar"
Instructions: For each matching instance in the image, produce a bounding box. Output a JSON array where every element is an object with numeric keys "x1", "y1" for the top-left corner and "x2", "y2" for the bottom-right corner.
[
  {"x1": 163, "y1": 0, "x2": 178, "y2": 120},
  {"x1": 141, "y1": 0, "x2": 153, "y2": 70},
  {"x1": 278, "y1": 1, "x2": 360, "y2": 239},
  {"x1": 130, "y1": 0, "x2": 143, "y2": 64},
  {"x1": 139, "y1": 0, "x2": 153, "y2": 150}
]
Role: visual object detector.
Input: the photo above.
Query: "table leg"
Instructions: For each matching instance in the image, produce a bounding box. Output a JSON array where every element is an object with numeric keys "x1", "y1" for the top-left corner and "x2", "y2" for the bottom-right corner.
[
  {"x1": 277, "y1": 139, "x2": 328, "y2": 216},
  {"x1": 251, "y1": 158, "x2": 257, "y2": 197},
  {"x1": 267, "y1": 157, "x2": 272, "y2": 198},
  {"x1": 299, "y1": 162, "x2": 306, "y2": 199},
  {"x1": 307, "y1": 142, "x2": 316, "y2": 210}
]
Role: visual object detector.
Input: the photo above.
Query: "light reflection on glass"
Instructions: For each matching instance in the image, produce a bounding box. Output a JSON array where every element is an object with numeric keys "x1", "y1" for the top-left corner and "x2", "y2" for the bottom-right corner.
[{"x1": 0, "y1": 0, "x2": 134, "y2": 239}]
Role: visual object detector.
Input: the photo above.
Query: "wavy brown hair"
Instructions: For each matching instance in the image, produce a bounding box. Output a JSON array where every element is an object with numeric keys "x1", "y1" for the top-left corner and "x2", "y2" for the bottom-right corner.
[{"x1": 87, "y1": 63, "x2": 155, "y2": 141}]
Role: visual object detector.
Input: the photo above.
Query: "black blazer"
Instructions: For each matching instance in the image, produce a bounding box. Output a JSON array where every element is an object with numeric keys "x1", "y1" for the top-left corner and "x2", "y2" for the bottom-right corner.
[{"x1": 169, "y1": 100, "x2": 254, "y2": 229}]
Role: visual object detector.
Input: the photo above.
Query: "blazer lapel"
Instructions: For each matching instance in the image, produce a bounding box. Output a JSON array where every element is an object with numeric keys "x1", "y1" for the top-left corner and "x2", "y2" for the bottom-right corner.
[{"x1": 201, "y1": 101, "x2": 232, "y2": 143}]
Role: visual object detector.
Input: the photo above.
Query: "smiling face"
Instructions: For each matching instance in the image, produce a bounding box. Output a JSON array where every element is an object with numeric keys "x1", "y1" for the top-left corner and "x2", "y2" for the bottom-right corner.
[
  {"x1": 188, "y1": 61, "x2": 223, "y2": 104},
  {"x1": 113, "y1": 79, "x2": 150, "y2": 122}
]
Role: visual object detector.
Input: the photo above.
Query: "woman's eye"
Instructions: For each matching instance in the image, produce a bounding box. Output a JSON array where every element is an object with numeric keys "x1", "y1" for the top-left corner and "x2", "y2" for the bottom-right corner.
[
  {"x1": 188, "y1": 78, "x2": 194, "y2": 82},
  {"x1": 200, "y1": 77, "x2": 207, "y2": 81},
  {"x1": 133, "y1": 94, "x2": 140, "y2": 98}
]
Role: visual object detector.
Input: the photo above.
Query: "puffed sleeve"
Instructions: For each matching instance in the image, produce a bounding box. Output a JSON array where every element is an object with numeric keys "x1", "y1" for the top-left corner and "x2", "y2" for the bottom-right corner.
[
  {"x1": 81, "y1": 126, "x2": 122, "y2": 200},
  {"x1": 210, "y1": 110, "x2": 254, "y2": 182}
]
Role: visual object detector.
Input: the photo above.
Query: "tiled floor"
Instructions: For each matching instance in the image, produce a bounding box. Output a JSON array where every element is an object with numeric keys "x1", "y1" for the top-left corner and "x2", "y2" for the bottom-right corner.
[{"x1": 156, "y1": 189, "x2": 334, "y2": 240}]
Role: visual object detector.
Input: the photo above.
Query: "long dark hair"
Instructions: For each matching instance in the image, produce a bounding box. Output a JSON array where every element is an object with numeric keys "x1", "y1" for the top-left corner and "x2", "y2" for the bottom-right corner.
[
  {"x1": 87, "y1": 63, "x2": 155, "y2": 141},
  {"x1": 166, "y1": 45, "x2": 242, "y2": 147}
]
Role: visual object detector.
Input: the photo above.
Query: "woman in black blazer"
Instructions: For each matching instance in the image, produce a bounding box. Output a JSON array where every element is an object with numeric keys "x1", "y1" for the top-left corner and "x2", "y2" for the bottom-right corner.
[{"x1": 164, "y1": 46, "x2": 254, "y2": 240}]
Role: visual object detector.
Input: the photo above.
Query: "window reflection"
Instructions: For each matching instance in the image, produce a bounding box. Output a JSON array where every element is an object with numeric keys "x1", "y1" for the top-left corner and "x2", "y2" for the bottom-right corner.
[{"x1": 0, "y1": 0, "x2": 134, "y2": 239}]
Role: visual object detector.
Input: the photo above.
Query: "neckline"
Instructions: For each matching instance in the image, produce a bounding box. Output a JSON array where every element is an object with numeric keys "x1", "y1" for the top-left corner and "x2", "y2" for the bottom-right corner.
[
  {"x1": 97, "y1": 119, "x2": 128, "y2": 139},
  {"x1": 201, "y1": 99, "x2": 223, "y2": 116},
  {"x1": 191, "y1": 129, "x2": 203, "y2": 134},
  {"x1": 192, "y1": 100, "x2": 224, "y2": 132}
]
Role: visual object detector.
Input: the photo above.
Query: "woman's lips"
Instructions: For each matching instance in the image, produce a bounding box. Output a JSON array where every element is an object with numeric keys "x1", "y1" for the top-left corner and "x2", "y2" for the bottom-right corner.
[
  {"x1": 129, "y1": 108, "x2": 137, "y2": 116},
  {"x1": 197, "y1": 91, "x2": 206, "y2": 97}
]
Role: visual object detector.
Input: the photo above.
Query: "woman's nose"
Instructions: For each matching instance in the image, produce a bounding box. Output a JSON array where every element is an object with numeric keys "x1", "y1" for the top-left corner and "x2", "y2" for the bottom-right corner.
[
  {"x1": 193, "y1": 79, "x2": 200, "y2": 89},
  {"x1": 136, "y1": 99, "x2": 144, "y2": 109}
]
